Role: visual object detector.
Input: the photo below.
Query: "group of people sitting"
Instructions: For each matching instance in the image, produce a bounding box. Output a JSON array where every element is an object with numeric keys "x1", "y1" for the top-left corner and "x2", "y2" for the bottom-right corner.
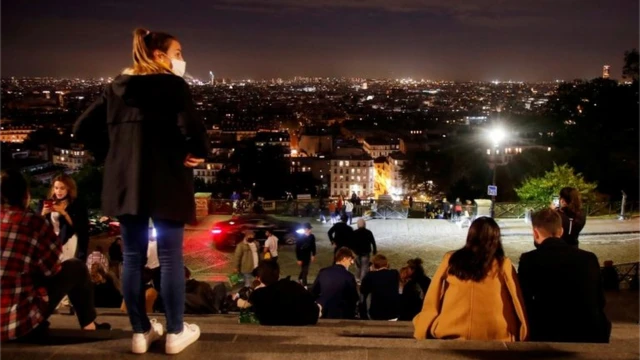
[{"x1": 0, "y1": 167, "x2": 610, "y2": 345}]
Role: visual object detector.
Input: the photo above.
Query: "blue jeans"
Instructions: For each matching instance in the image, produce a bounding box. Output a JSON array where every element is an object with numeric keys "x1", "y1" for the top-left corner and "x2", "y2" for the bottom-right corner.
[
  {"x1": 355, "y1": 254, "x2": 370, "y2": 282},
  {"x1": 120, "y1": 215, "x2": 185, "y2": 334}
]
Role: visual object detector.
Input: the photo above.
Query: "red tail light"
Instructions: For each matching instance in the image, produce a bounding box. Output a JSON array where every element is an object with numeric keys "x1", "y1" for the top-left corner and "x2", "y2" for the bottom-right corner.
[{"x1": 211, "y1": 228, "x2": 222, "y2": 234}]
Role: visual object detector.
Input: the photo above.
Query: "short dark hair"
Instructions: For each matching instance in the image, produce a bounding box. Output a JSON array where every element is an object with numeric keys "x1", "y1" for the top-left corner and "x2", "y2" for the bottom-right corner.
[
  {"x1": 95, "y1": 245, "x2": 104, "y2": 253},
  {"x1": 372, "y1": 254, "x2": 389, "y2": 269},
  {"x1": 532, "y1": 208, "x2": 563, "y2": 237},
  {"x1": 257, "y1": 260, "x2": 280, "y2": 286},
  {"x1": 335, "y1": 247, "x2": 355, "y2": 262},
  {"x1": 340, "y1": 214, "x2": 348, "y2": 222},
  {"x1": 0, "y1": 169, "x2": 29, "y2": 208}
]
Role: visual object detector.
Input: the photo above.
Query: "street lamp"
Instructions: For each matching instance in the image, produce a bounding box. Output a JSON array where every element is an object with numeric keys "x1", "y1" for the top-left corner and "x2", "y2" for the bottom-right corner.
[{"x1": 487, "y1": 128, "x2": 507, "y2": 218}]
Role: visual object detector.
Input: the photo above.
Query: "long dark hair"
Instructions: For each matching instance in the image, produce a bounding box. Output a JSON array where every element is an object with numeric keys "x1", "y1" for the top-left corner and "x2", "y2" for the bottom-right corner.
[
  {"x1": 448, "y1": 217, "x2": 505, "y2": 281},
  {"x1": 559, "y1": 187, "x2": 582, "y2": 215},
  {"x1": 407, "y1": 258, "x2": 426, "y2": 278}
]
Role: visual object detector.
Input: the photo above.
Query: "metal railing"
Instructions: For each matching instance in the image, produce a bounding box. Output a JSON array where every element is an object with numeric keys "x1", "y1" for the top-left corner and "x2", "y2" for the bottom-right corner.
[
  {"x1": 609, "y1": 262, "x2": 640, "y2": 290},
  {"x1": 205, "y1": 199, "x2": 637, "y2": 218}
]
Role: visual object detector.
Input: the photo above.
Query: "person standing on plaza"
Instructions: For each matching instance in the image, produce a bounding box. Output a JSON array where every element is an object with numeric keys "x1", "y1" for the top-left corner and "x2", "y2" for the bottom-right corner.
[
  {"x1": 295, "y1": 223, "x2": 316, "y2": 287},
  {"x1": 40, "y1": 174, "x2": 90, "y2": 261},
  {"x1": 328, "y1": 201, "x2": 337, "y2": 224},
  {"x1": 74, "y1": 28, "x2": 208, "y2": 354},
  {"x1": 328, "y1": 215, "x2": 354, "y2": 260},
  {"x1": 263, "y1": 229, "x2": 279, "y2": 263},
  {"x1": 351, "y1": 218, "x2": 377, "y2": 283},
  {"x1": 344, "y1": 199, "x2": 355, "y2": 225},
  {"x1": 234, "y1": 232, "x2": 260, "y2": 287},
  {"x1": 553, "y1": 187, "x2": 587, "y2": 247}
]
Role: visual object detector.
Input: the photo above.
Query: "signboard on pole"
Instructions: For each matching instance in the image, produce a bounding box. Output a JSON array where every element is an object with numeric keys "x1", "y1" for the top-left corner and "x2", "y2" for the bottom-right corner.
[{"x1": 487, "y1": 185, "x2": 498, "y2": 197}]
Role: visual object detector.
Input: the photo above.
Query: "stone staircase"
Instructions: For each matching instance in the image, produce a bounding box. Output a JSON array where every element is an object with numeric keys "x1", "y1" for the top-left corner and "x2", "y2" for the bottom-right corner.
[{"x1": 2, "y1": 311, "x2": 638, "y2": 360}]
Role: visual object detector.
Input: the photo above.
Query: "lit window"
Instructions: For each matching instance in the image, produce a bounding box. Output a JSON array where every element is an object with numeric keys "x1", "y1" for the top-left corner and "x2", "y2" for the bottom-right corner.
[
  {"x1": 339, "y1": 161, "x2": 344, "y2": 167},
  {"x1": 486, "y1": 149, "x2": 491, "y2": 155},
  {"x1": 345, "y1": 161, "x2": 349, "y2": 166}
]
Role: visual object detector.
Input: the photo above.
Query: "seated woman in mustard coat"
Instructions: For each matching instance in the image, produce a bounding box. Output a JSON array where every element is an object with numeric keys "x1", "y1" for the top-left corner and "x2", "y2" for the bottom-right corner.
[{"x1": 413, "y1": 217, "x2": 528, "y2": 341}]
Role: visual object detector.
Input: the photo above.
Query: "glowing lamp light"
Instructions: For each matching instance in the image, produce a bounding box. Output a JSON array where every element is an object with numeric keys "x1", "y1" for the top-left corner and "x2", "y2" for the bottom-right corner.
[
  {"x1": 152, "y1": 228, "x2": 157, "y2": 238},
  {"x1": 211, "y1": 228, "x2": 222, "y2": 234},
  {"x1": 296, "y1": 229, "x2": 305, "y2": 234},
  {"x1": 488, "y1": 128, "x2": 506, "y2": 147}
]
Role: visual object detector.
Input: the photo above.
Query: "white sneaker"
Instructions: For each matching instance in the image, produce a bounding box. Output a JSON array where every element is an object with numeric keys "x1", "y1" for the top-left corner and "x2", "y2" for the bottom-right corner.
[
  {"x1": 165, "y1": 322, "x2": 200, "y2": 355},
  {"x1": 132, "y1": 319, "x2": 164, "y2": 354}
]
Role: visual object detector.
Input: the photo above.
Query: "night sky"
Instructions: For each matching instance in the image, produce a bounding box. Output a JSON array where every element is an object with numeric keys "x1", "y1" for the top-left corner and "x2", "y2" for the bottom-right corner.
[{"x1": 2, "y1": 0, "x2": 638, "y2": 81}]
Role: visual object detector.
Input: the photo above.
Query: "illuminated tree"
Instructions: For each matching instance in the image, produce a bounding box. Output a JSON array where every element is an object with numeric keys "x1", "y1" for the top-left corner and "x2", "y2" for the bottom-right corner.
[{"x1": 515, "y1": 163, "x2": 597, "y2": 203}]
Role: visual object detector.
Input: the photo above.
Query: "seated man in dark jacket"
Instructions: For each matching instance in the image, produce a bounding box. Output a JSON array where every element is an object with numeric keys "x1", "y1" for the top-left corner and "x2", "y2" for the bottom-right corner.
[
  {"x1": 518, "y1": 209, "x2": 611, "y2": 343},
  {"x1": 249, "y1": 260, "x2": 320, "y2": 326},
  {"x1": 360, "y1": 254, "x2": 400, "y2": 320},
  {"x1": 311, "y1": 247, "x2": 359, "y2": 319}
]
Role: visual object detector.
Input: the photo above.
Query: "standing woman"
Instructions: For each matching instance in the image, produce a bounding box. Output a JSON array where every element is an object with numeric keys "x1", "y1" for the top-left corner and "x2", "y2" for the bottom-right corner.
[
  {"x1": 555, "y1": 187, "x2": 587, "y2": 247},
  {"x1": 41, "y1": 174, "x2": 90, "y2": 261},
  {"x1": 74, "y1": 28, "x2": 208, "y2": 355}
]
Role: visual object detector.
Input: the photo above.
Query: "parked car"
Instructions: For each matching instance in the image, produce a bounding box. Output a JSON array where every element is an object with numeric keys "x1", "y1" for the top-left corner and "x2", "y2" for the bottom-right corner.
[{"x1": 211, "y1": 214, "x2": 304, "y2": 249}]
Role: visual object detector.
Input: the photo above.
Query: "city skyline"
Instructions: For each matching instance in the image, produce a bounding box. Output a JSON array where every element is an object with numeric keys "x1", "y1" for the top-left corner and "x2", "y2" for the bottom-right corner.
[{"x1": 2, "y1": 0, "x2": 638, "y2": 81}]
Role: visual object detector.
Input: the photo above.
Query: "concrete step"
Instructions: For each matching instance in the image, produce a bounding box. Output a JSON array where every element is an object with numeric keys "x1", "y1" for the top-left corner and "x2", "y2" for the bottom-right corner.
[{"x1": 2, "y1": 313, "x2": 638, "y2": 360}]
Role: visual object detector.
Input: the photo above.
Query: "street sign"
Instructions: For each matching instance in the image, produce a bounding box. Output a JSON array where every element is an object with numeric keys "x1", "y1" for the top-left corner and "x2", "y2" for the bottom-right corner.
[{"x1": 487, "y1": 185, "x2": 498, "y2": 196}]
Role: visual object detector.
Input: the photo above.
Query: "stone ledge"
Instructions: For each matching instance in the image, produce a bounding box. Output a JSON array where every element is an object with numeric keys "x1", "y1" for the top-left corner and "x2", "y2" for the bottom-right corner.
[{"x1": 2, "y1": 313, "x2": 638, "y2": 360}]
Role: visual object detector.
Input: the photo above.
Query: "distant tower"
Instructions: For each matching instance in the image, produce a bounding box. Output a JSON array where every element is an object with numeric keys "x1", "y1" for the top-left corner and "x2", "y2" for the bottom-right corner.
[
  {"x1": 602, "y1": 65, "x2": 611, "y2": 79},
  {"x1": 209, "y1": 71, "x2": 215, "y2": 85}
]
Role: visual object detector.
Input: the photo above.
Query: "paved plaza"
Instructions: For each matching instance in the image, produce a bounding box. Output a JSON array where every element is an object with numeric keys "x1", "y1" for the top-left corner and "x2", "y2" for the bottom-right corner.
[{"x1": 171, "y1": 216, "x2": 640, "y2": 284}]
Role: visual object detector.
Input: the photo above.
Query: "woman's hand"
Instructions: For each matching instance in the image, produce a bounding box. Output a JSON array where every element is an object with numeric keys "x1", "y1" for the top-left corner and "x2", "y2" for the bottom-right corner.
[
  {"x1": 184, "y1": 154, "x2": 205, "y2": 168},
  {"x1": 52, "y1": 202, "x2": 68, "y2": 216},
  {"x1": 41, "y1": 203, "x2": 52, "y2": 216}
]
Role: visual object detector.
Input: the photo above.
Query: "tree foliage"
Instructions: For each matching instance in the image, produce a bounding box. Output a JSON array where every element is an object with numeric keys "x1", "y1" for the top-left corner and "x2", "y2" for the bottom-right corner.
[
  {"x1": 71, "y1": 163, "x2": 104, "y2": 209},
  {"x1": 400, "y1": 151, "x2": 450, "y2": 197},
  {"x1": 623, "y1": 48, "x2": 639, "y2": 82},
  {"x1": 515, "y1": 163, "x2": 597, "y2": 203}
]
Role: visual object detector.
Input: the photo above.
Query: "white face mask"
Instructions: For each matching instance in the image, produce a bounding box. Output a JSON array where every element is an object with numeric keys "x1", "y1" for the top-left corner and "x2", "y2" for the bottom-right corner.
[{"x1": 171, "y1": 58, "x2": 186, "y2": 77}]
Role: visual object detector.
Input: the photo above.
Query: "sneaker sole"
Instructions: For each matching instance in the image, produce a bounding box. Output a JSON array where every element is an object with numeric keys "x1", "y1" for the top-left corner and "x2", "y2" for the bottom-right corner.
[{"x1": 165, "y1": 329, "x2": 201, "y2": 355}]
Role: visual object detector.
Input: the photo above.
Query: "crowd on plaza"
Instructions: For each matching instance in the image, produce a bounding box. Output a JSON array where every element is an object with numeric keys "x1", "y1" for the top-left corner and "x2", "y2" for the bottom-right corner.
[{"x1": 0, "y1": 26, "x2": 609, "y2": 356}]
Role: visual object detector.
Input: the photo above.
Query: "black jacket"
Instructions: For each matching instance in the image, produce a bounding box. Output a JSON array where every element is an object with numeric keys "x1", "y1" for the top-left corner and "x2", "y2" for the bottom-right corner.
[
  {"x1": 73, "y1": 74, "x2": 209, "y2": 224},
  {"x1": 109, "y1": 241, "x2": 123, "y2": 263},
  {"x1": 311, "y1": 264, "x2": 359, "y2": 319},
  {"x1": 327, "y1": 222, "x2": 353, "y2": 248},
  {"x1": 295, "y1": 234, "x2": 316, "y2": 262},
  {"x1": 518, "y1": 237, "x2": 611, "y2": 343},
  {"x1": 250, "y1": 279, "x2": 320, "y2": 326},
  {"x1": 360, "y1": 269, "x2": 400, "y2": 320},
  {"x1": 558, "y1": 208, "x2": 586, "y2": 246},
  {"x1": 40, "y1": 199, "x2": 90, "y2": 261},
  {"x1": 399, "y1": 274, "x2": 431, "y2": 321},
  {"x1": 351, "y1": 228, "x2": 377, "y2": 256}
]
